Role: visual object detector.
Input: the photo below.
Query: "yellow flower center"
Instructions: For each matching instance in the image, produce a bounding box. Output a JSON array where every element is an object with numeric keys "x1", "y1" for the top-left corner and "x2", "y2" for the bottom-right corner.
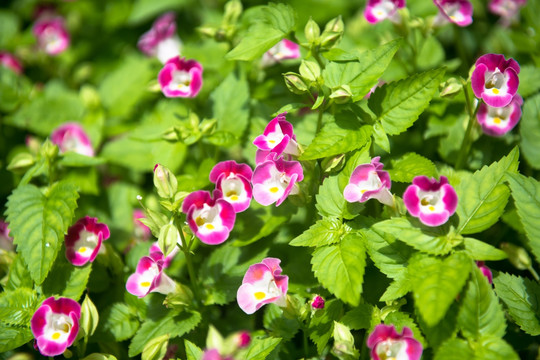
[
  {"x1": 429, "y1": 206, "x2": 435, "y2": 211},
  {"x1": 254, "y1": 291, "x2": 266, "y2": 300},
  {"x1": 493, "y1": 117, "x2": 501, "y2": 124},
  {"x1": 52, "y1": 332, "x2": 61, "y2": 340},
  {"x1": 78, "y1": 247, "x2": 87, "y2": 253},
  {"x1": 492, "y1": 88, "x2": 499, "y2": 94},
  {"x1": 141, "y1": 281, "x2": 151, "y2": 287},
  {"x1": 269, "y1": 187, "x2": 279, "y2": 193},
  {"x1": 205, "y1": 224, "x2": 215, "y2": 230}
]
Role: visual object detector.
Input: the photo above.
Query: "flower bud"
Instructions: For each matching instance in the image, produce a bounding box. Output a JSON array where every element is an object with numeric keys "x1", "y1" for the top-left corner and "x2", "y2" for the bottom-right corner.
[
  {"x1": 236, "y1": 331, "x2": 251, "y2": 348},
  {"x1": 7, "y1": 152, "x2": 35, "y2": 172},
  {"x1": 332, "y1": 322, "x2": 359, "y2": 358},
  {"x1": 324, "y1": 15, "x2": 344, "y2": 33},
  {"x1": 158, "y1": 223, "x2": 179, "y2": 257},
  {"x1": 304, "y1": 17, "x2": 320, "y2": 44},
  {"x1": 439, "y1": 77, "x2": 462, "y2": 98},
  {"x1": 311, "y1": 295, "x2": 325, "y2": 309},
  {"x1": 41, "y1": 139, "x2": 59, "y2": 161},
  {"x1": 142, "y1": 334, "x2": 169, "y2": 360},
  {"x1": 153, "y1": 164, "x2": 178, "y2": 199},
  {"x1": 283, "y1": 72, "x2": 309, "y2": 94},
  {"x1": 197, "y1": 26, "x2": 218, "y2": 38},
  {"x1": 79, "y1": 85, "x2": 101, "y2": 109},
  {"x1": 329, "y1": 85, "x2": 353, "y2": 104},
  {"x1": 501, "y1": 242, "x2": 532, "y2": 270},
  {"x1": 79, "y1": 295, "x2": 99, "y2": 338},
  {"x1": 223, "y1": 0, "x2": 242, "y2": 26},
  {"x1": 299, "y1": 59, "x2": 321, "y2": 82},
  {"x1": 163, "y1": 283, "x2": 194, "y2": 310}
]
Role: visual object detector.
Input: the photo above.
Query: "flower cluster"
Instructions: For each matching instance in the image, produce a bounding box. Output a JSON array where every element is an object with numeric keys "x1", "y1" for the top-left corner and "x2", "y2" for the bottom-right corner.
[
  {"x1": 472, "y1": 53, "x2": 522, "y2": 136},
  {"x1": 32, "y1": 11, "x2": 70, "y2": 55},
  {"x1": 252, "y1": 113, "x2": 304, "y2": 206},
  {"x1": 51, "y1": 122, "x2": 95, "y2": 157},
  {"x1": 126, "y1": 242, "x2": 177, "y2": 297},
  {"x1": 237, "y1": 257, "x2": 288, "y2": 314},
  {"x1": 65, "y1": 216, "x2": 110, "y2": 266}
]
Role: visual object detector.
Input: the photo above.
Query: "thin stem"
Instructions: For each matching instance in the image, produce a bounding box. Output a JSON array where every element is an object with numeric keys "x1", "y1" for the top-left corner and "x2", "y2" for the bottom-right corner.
[
  {"x1": 303, "y1": 327, "x2": 309, "y2": 358},
  {"x1": 175, "y1": 216, "x2": 200, "y2": 301},
  {"x1": 455, "y1": 84, "x2": 478, "y2": 170},
  {"x1": 316, "y1": 107, "x2": 324, "y2": 134},
  {"x1": 529, "y1": 266, "x2": 540, "y2": 282}
]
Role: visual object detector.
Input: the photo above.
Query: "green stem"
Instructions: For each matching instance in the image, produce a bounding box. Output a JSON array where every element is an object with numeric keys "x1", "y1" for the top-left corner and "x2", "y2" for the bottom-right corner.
[
  {"x1": 316, "y1": 107, "x2": 324, "y2": 134},
  {"x1": 176, "y1": 217, "x2": 200, "y2": 301},
  {"x1": 455, "y1": 84, "x2": 478, "y2": 170},
  {"x1": 529, "y1": 266, "x2": 540, "y2": 282},
  {"x1": 303, "y1": 328, "x2": 309, "y2": 358}
]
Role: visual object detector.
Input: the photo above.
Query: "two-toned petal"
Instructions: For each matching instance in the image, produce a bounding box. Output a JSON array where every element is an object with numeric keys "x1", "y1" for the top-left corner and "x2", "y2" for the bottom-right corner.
[
  {"x1": 477, "y1": 94, "x2": 523, "y2": 136},
  {"x1": 158, "y1": 57, "x2": 203, "y2": 98},
  {"x1": 343, "y1": 157, "x2": 393, "y2": 206},
  {"x1": 210, "y1": 161, "x2": 253, "y2": 212},
  {"x1": 126, "y1": 256, "x2": 175, "y2": 297},
  {"x1": 65, "y1": 216, "x2": 110, "y2": 266},
  {"x1": 403, "y1": 176, "x2": 458, "y2": 227},
  {"x1": 364, "y1": 0, "x2": 406, "y2": 24},
  {"x1": 33, "y1": 15, "x2": 70, "y2": 55},
  {"x1": 253, "y1": 113, "x2": 300, "y2": 157},
  {"x1": 252, "y1": 155, "x2": 304, "y2": 206},
  {"x1": 31, "y1": 297, "x2": 81, "y2": 357},
  {"x1": 261, "y1": 39, "x2": 300, "y2": 67},
  {"x1": 51, "y1": 122, "x2": 94, "y2": 157},
  {"x1": 138, "y1": 12, "x2": 182, "y2": 63},
  {"x1": 367, "y1": 324, "x2": 423, "y2": 360},
  {"x1": 434, "y1": 0, "x2": 473, "y2": 27}
]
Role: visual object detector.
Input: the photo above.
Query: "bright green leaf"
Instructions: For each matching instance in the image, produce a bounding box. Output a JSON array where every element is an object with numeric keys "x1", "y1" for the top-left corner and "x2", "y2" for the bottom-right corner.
[
  {"x1": 518, "y1": 94, "x2": 540, "y2": 169},
  {"x1": 0, "y1": 288, "x2": 38, "y2": 327},
  {"x1": 289, "y1": 218, "x2": 343, "y2": 247},
  {"x1": 418, "y1": 301, "x2": 459, "y2": 350},
  {"x1": 505, "y1": 172, "x2": 540, "y2": 264},
  {"x1": 6, "y1": 254, "x2": 33, "y2": 291},
  {"x1": 493, "y1": 273, "x2": 540, "y2": 336},
  {"x1": 369, "y1": 68, "x2": 445, "y2": 135},
  {"x1": 474, "y1": 336, "x2": 519, "y2": 360},
  {"x1": 463, "y1": 238, "x2": 507, "y2": 261},
  {"x1": 96, "y1": 303, "x2": 140, "y2": 342},
  {"x1": 311, "y1": 233, "x2": 366, "y2": 306},
  {"x1": 363, "y1": 227, "x2": 413, "y2": 279},
  {"x1": 379, "y1": 274, "x2": 411, "y2": 302},
  {"x1": 185, "y1": 339, "x2": 203, "y2": 360},
  {"x1": 6, "y1": 182, "x2": 79, "y2": 284},
  {"x1": 42, "y1": 254, "x2": 92, "y2": 300},
  {"x1": 309, "y1": 299, "x2": 344, "y2": 354},
  {"x1": 384, "y1": 311, "x2": 426, "y2": 347},
  {"x1": 410, "y1": 252, "x2": 471, "y2": 326},
  {"x1": 457, "y1": 267, "x2": 506, "y2": 339},
  {"x1": 456, "y1": 147, "x2": 519, "y2": 234},
  {"x1": 434, "y1": 338, "x2": 473, "y2": 360},
  {"x1": 211, "y1": 72, "x2": 250, "y2": 137},
  {"x1": 340, "y1": 304, "x2": 374, "y2": 330},
  {"x1": 244, "y1": 337, "x2": 282, "y2": 360},
  {"x1": 388, "y1": 153, "x2": 438, "y2": 183},
  {"x1": 0, "y1": 324, "x2": 33, "y2": 353}
]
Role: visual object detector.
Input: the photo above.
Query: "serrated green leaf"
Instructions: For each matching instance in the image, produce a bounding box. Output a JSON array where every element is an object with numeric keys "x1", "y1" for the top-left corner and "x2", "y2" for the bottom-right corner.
[
  {"x1": 434, "y1": 338, "x2": 473, "y2": 360},
  {"x1": 372, "y1": 122, "x2": 390, "y2": 153},
  {"x1": 493, "y1": 273, "x2": 540, "y2": 336},
  {"x1": 505, "y1": 172, "x2": 540, "y2": 264},
  {"x1": 520, "y1": 94, "x2": 540, "y2": 169},
  {"x1": 372, "y1": 218, "x2": 455, "y2": 255},
  {"x1": 474, "y1": 336, "x2": 519, "y2": 360},
  {"x1": 0, "y1": 324, "x2": 33, "y2": 353},
  {"x1": 458, "y1": 267, "x2": 506, "y2": 339},
  {"x1": 410, "y1": 252, "x2": 471, "y2": 326},
  {"x1": 185, "y1": 339, "x2": 203, "y2": 360},
  {"x1": 6, "y1": 182, "x2": 79, "y2": 284},
  {"x1": 379, "y1": 274, "x2": 411, "y2": 302},
  {"x1": 129, "y1": 311, "x2": 201, "y2": 356},
  {"x1": 289, "y1": 218, "x2": 343, "y2": 247},
  {"x1": 42, "y1": 258, "x2": 92, "y2": 301},
  {"x1": 309, "y1": 299, "x2": 343, "y2": 354},
  {"x1": 244, "y1": 337, "x2": 282, "y2": 360},
  {"x1": 0, "y1": 288, "x2": 38, "y2": 327},
  {"x1": 211, "y1": 72, "x2": 249, "y2": 137},
  {"x1": 96, "y1": 303, "x2": 140, "y2": 342},
  {"x1": 418, "y1": 301, "x2": 459, "y2": 350},
  {"x1": 518, "y1": 65, "x2": 540, "y2": 98},
  {"x1": 226, "y1": 3, "x2": 295, "y2": 61},
  {"x1": 322, "y1": 39, "x2": 400, "y2": 100},
  {"x1": 316, "y1": 176, "x2": 354, "y2": 219},
  {"x1": 363, "y1": 227, "x2": 413, "y2": 279},
  {"x1": 456, "y1": 147, "x2": 519, "y2": 235},
  {"x1": 463, "y1": 238, "x2": 507, "y2": 261},
  {"x1": 311, "y1": 233, "x2": 365, "y2": 306},
  {"x1": 300, "y1": 113, "x2": 372, "y2": 160},
  {"x1": 369, "y1": 68, "x2": 445, "y2": 135},
  {"x1": 384, "y1": 311, "x2": 426, "y2": 347},
  {"x1": 388, "y1": 153, "x2": 438, "y2": 183},
  {"x1": 6, "y1": 254, "x2": 33, "y2": 291},
  {"x1": 341, "y1": 304, "x2": 374, "y2": 330}
]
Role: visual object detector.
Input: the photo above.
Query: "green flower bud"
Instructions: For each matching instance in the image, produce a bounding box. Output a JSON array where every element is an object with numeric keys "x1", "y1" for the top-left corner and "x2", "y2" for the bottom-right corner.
[
  {"x1": 153, "y1": 164, "x2": 178, "y2": 199},
  {"x1": 304, "y1": 17, "x2": 320, "y2": 44},
  {"x1": 439, "y1": 77, "x2": 462, "y2": 98},
  {"x1": 299, "y1": 59, "x2": 321, "y2": 82},
  {"x1": 7, "y1": 152, "x2": 35, "y2": 172},
  {"x1": 158, "y1": 223, "x2": 179, "y2": 257},
  {"x1": 320, "y1": 16, "x2": 344, "y2": 49},
  {"x1": 329, "y1": 85, "x2": 353, "y2": 104},
  {"x1": 501, "y1": 243, "x2": 532, "y2": 270},
  {"x1": 283, "y1": 72, "x2": 309, "y2": 94},
  {"x1": 223, "y1": 0, "x2": 242, "y2": 26},
  {"x1": 142, "y1": 334, "x2": 169, "y2": 360},
  {"x1": 332, "y1": 322, "x2": 359, "y2": 359},
  {"x1": 79, "y1": 295, "x2": 99, "y2": 338}
]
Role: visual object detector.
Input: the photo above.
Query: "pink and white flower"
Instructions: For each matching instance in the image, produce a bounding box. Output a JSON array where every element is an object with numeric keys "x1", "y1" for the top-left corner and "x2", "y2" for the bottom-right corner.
[
  {"x1": 433, "y1": 0, "x2": 473, "y2": 27},
  {"x1": 51, "y1": 122, "x2": 94, "y2": 157},
  {"x1": 477, "y1": 94, "x2": 523, "y2": 137},
  {"x1": 149, "y1": 242, "x2": 178, "y2": 268},
  {"x1": 32, "y1": 15, "x2": 70, "y2": 55},
  {"x1": 367, "y1": 324, "x2": 423, "y2": 360},
  {"x1": 209, "y1": 160, "x2": 253, "y2": 213},
  {"x1": 253, "y1": 112, "x2": 300, "y2": 158},
  {"x1": 343, "y1": 157, "x2": 394, "y2": 207},
  {"x1": 471, "y1": 53, "x2": 520, "y2": 108},
  {"x1": 138, "y1": 12, "x2": 182, "y2": 64},
  {"x1": 133, "y1": 209, "x2": 152, "y2": 241},
  {"x1": 261, "y1": 39, "x2": 300, "y2": 67},
  {"x1": 364, "y1": 0, "x2": 406, "y2": 24},
  {"x1": 476, "y1": 261, "x2": 493, "y2": 284},
  {"x1": 0, "y1": 51, "x2": 23, "y2": 74},
  {"x1": 158, "y1": 57, "x2": 203, "y2": 98},
  {"x1": 403, "y1": 176, "x2": 458, "y2": 227},
  {"x1": 31, "y1": 297, "x2": 81, "y2": 357},
  {"x1": 489, "y1": 0, "x2": 527, "y2": 26},
  {"x1": 237, "y1": 257, "x2": 288, "y2": 314},
  {"x1": 252, "y1": 154, "x2": 304, "y2": 206},
  {"x1": 126, "y1": 255, "x2": 176, "y2": 298},
  {"x1": 65, "y1": 216, "x2": 110, "y2": 266},
  {"x1": 182, "y1": 190, "x2": 236, "y2": 245}
]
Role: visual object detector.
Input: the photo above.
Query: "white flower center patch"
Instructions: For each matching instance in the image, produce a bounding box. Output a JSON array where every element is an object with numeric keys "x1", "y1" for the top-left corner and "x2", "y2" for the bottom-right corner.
[
  {"x1": 251, "y1": 271, "x2": 282, "y2": 302},
  {"x1": 75, "y1": 229, "x2": 99, "y2": 256},
  {"x1": 373, "y1": 1, "x2": 396, "y2": 19},
  {"x1": 45, "y1": 312, "x2": 73, "y2": 343},
  {"x1": 171, "y1": 70, "x2": 191, "y2": 90},
  {"x1": 358, "y1": 171, "x2": 382, "y2": 194},
  {"x1": 418, "y1": 190, "x2": 443, "y2": 213},
  {"x1": 193, "y1": 203, "x2": 223, "y2": 233},
  {"x1": 484, "y1": 68, "x2": 508, "y2": 95},
  {"x1": 375, "y1": 339, "x2": 408, "y2": 360},
  {"x1": 222, "y1": 176, "x2": 245, "y2": 202},
  {"x1": 486, "y1": 104, "x2": 512, "y2": 128}
]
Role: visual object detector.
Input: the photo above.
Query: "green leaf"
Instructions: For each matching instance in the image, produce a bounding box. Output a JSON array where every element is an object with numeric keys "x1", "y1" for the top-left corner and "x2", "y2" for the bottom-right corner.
[
  {"x1": 0, "y1": 67, "x2": 30, "y2": 113},
  {"x1": 379, "y1": 274, "x2": 411, "y2": 302},
  {"x1": 96, "y1": 303, "x2": 141, "y2": 342},
  {"x1": 129, "y1": 311, "x2": 201, "y2": 357},
  {"x1": 226, "y1": 3, "x2": 295, "y2": 61},
  {"x1": 316, "y1": 176, "x2": 353, "y2": 219},
  {"x1": 340, "y1": 304, "x2": 375, "y2": 330},
  {"x1": 244, "y1": 337, "x2": 282, "y2": 360},
  {"x1": 505, "y1": 172, "x2": 540, "y2": 263},
  {"x1": 263, "y1": 304, "x2": 301, "y2": 340},
  {"x1": 289, "y1": 218, "x2": 343, "y2": 247},
  {"x1": 456, "y1": 147, "x2": 519, "y2": 234},
  {"x1": 463, "y1": 238, "x2": 507, "y2": 261},
  {"x1": 418, "y1": 301, "x2": 459, "y2": 350},
  {"x1": 6, "y1": 254, "x2": 33, "y2": 291},
  {"x1": 372, "y1": 218, "x2": 455, "y2": 255},
  {"x1": 369, "y1": 68, "x2": 445, "y2": 135},
  {"x1": 0, "y1": 288, "x2": 38, "y2": 327},
  {"x1": 322, "y1": 39, "x2": 401, "y2": 100},
  {"x1": 0, "y1": 10, "x2": 19, "y2": 47},
  {"x1": 416, "y1": 36, "x2": 445, "y2": 70},
  {"x1": 363, "y1": 227, "x2": 413, "y2": 279},
  {"x1": 372, "y1": 122, "x2": 390, "y2": 153},
  {"x1": 6, "y1": 182, "x2": 79, "y2": 284},
  {"x1": 211, "y1": 72, "x2": 250, "y2": 137},
  {"x1": 311, "y1": 233, "x2": 366, "y2": 306},
  {"x1": 98, "y1": 55, "x2": 155, "y2": 117},
  {"x1": 301, "y1": 113, "x2": 372, "y2": 160},
  {"x1": 127, "y1": 0, "x2": 187, "y2": 24},
  {"x1": 410, "y1": 252, "x2": 471, "y2": 326},
  {"x1": 58, "y1": 153, "x2": 106, "y2": 167},
  {"x1": 0, "y1": 324, "x2": 33, "y2": 353},
  {"x1": 388, "y1": 152, "x2": 438, "y2": 183},
  {"x1": 473, "y1": 336, "x2": 519, "y2": 360},
  {"x1": 519, "y1": 94, "x2": 540, "y2": 169},
  {"x1": 518, "y1": 65, "x2": 540, "y2": 98},
  {"x1": 185, "y1": 339, "x2": 203, "y2": 360},
  {"x1": 42, "y1": 254, "x2": 92, "y2": 300},
  {"x1": 457, "y1": 267, "x2": 506, "y2": 339},
  {"x1": 309, "y1": 299, "x2": 344, "y2": 353},
  {"x1": 384, "y1": 311, "x2": 425, "y2": 347},
  {"x1": 493, "y1": 273, "x2": 540, "y2": 336},
  {"x1": 434, "y1": 338, "x2": 474, "y2": 360}
]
